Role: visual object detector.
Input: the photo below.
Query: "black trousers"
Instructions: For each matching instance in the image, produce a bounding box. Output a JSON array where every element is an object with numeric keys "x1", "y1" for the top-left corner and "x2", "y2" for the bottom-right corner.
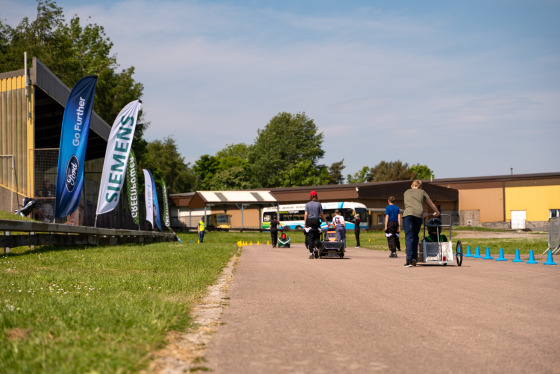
[
  {"x1": 271, "y1": 230, "x2": 278, "y2": 246},
  {"x1": 386, "y1": 221, "x2": 399, "y2": 252},
  {"x1": 354, "y1": 228, "x2": 360, "y2": 247},
  {"x1": 307, "y1": 229, "x2": 321, "y2": 252}
]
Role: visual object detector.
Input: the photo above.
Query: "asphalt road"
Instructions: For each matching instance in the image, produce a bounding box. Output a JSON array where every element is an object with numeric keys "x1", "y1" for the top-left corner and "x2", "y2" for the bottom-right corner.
[{"x1": 203, "y1": 244, "x2": 560, "y2": 373}]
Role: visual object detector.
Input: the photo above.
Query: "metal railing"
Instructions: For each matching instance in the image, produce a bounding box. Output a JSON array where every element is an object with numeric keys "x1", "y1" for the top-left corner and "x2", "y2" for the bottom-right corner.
[
  {"x1": 547, "y1": 217, "x2": 560, "y2": 254},
  {"x1": 1, "y1": 219, "x2": 176, "y2": 254}
]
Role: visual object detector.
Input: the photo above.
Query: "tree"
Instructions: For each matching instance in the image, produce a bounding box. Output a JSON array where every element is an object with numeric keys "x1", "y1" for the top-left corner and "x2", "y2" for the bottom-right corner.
[
  {"x1": 280, "y1": 160, "x2": 330, "y2": 187},
  {"x1": 409, "y1": 163, "x2": 434, "y2": 180},
  {"x1": 370, "y1": 160, "x2": 413, "y2": 182},
  {"x1": 248, "y1": 112, "x2": 325, "y2": 188},
  {"x1": 0, "y1": 0, "x2": 148, "y2": 158},
  {"x1": 142, "y1": 137, "x2": 196, "y2": 193},
  {"x1": 346, "y1": 166, "x2": 372, "y2": 184},
  {"x1": 193, "y1": 154, "x2": 220, "y2": 190},
  {"x1": 328, "y1": 159, "x2": 345, "y2": 184},
  {"x1": 207, "y1": 143, "x2": 253, "y2": 190}
]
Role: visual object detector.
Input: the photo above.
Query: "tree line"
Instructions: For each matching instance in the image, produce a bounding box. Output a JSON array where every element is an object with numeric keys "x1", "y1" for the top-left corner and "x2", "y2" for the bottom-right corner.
[{"x1": 1, "y1": 0, "x2": 433, "y2": 194}]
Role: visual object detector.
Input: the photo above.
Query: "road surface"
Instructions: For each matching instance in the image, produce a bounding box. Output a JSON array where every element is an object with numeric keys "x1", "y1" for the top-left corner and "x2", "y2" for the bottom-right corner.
[{"x1": 199, "y1": 244, "x2": 559, "y2": 373}]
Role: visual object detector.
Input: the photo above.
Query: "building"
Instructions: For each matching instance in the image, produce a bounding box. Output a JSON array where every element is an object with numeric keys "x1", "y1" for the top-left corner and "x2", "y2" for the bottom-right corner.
[
  {"x1": 170, "y1": 181, "x2": 459, "y2": 230},
  {"x1": 0, "y1": 56, "x2": 133, "y2": 228},
  {"x1": 171, "y1": 173, "x2": 560, "y2": 231},
  {"x1": 432, "y1": 172, "x2": 560, "y2": 230}
]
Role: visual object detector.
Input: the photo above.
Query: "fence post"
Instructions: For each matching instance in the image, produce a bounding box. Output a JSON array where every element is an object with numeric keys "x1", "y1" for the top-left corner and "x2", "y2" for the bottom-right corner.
[{"x1": 3, "y1": 231, "x2": 10, "y2": 254}]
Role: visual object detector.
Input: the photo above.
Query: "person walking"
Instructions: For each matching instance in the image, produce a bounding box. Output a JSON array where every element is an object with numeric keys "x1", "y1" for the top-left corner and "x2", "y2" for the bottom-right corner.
[
  {"x1": 304, "y1": 191, "x2": 329, "y2": 259},
  {"x1": 402, "y1": 180, "x2": 439, "y2": 267},
  {"x1": 354, "y1": 213, "x2": 361, "y2": 248},
  {"x1": 332, "y1": 210, "x2": 347, "y2": 248},
  {"x1": 384, "y1": 196, "x2": 402, "y2": 258},
  {"x1": 270, "y1": 216, "x2": 279, "y2": 248},
  {"x1": 197, "y1": 219, "x2": 206, "y2": 243}
]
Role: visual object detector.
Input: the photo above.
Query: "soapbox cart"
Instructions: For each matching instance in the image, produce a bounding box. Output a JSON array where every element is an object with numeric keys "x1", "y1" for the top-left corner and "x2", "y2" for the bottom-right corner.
[
  {"x1": 417, "y1": 215, "x2": 463, "y2": 266},
  {"x1": 318, "y1": 227, "x2": 345, "y2": 259}
]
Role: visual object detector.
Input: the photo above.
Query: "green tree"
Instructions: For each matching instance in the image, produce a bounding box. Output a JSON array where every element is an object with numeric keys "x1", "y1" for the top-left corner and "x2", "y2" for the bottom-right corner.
[
  {"x1": 280, "y1": 160, "x2": 330, "y2": 187},
  {"x1": 248, "y1": 112, "x2": 325, "y2": 188},
  {"x1": 142, "y1": 137, "x2": 196, "y2": 193},
  {"x1": 409, "y1": 163, "x2": 434, "y2": 180},
  {"x1": 370, "y1": 160, "x2": 413, "y2": 182},
  {"x1": 207, "y1": 143, "x2": 253, "y2": 190},
  {"x1": 346, "y1": 166, "x2": 372, "y2": 184},
  {"x1": 328, "y1": 159, "x2": 345, "y2": 184},
  {"x1": 193, "y1": 154, "x2": 220, "y2": 190}
]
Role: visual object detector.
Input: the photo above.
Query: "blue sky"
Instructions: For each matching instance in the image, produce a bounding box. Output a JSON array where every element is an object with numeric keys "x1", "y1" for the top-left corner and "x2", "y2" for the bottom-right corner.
[{"x1": 2, "y1": 0, "x2": 559, "y2": 179}]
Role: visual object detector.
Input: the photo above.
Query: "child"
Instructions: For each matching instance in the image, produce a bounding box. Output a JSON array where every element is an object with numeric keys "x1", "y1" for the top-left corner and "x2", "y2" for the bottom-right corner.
[
  {"x1": 384, "y1": 196, "x2": 402, "y2": 258},
  {"x1": 332, "y1": 210, "x2": 347, "y2": 248},
  {"x1": 424, "y1": 218, "x2": 448, "y2": 243}
]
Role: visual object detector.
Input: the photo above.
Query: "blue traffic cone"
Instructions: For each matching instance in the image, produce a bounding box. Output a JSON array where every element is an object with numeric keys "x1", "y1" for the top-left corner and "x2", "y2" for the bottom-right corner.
[
  {"x1": 483, "y1": 247, "x2": 494, "y2": 260},
  {"x1": 495, "y1": 248, "x2": 507, "y2": 261},
  {"x1": 512, "y1": 249, "x2": 523, "y2": 263},
  {"x1": 465, "y1": 245, "x2": 473, "y2": 257},
  {"x1": 543, "y1": 251, "x2": 557, "y2": 266},
  {"x1": 474, "y1": 246, "x2": 483, "y2": 258},
  {"x1": 526, "y1": 249, "x2": 538, "y2": 264}
]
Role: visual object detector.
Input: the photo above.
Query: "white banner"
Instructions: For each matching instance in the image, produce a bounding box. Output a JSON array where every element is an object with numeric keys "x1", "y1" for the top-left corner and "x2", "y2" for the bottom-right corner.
[
  {"x1": 143, "y1": 169, "x2": 154, "y2": 229},
  {"x1": 96, "y1": 100, "x2": 142, "y2": 215}
]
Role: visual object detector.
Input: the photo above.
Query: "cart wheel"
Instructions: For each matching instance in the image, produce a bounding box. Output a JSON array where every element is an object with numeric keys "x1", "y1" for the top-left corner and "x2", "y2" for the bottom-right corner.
[{"x1": 456, "y1": 240, "x2": 463, "y2": 267}]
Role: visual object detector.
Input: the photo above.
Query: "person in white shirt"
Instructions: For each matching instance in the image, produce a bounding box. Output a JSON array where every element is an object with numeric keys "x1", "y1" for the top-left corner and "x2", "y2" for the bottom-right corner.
[{"x1": 332, "y1": 210, "x2": 347, "y2": 248}]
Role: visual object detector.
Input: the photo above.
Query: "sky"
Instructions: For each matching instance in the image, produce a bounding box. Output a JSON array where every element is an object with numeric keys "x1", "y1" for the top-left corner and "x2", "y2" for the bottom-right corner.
[{"x1": 2, "y1": 0, "x2": 559, "y2": 179}]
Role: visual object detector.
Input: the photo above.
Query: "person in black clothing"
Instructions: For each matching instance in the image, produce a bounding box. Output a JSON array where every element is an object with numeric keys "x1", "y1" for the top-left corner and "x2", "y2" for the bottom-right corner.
[
  {"x1": 270, "y1": 216, "x2": 279, "y2": 248},
  {"x1": 354, "y1": 213, "x2": 361, "y2": 248},
  {"x1": 424, "y1": 218, "x2": 448, "y2": 242}
]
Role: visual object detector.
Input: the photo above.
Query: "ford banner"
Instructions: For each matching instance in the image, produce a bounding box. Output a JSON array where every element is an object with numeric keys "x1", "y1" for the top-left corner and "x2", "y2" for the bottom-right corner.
[
  {"x1": 54, "y1": 75, "x2": 97, "y2": 219},
  {"x1": 96, "y1": 100, "x2": 142, "y2": 216}
]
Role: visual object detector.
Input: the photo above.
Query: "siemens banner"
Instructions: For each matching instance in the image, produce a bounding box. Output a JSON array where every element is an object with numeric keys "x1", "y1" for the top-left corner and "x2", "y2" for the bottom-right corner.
[
  {"x1": 54, "y1": 75, "x2": 97, "y2": 219},
  {"x1": 96, "y1": 100, "x2": 142, "y2": 215}
]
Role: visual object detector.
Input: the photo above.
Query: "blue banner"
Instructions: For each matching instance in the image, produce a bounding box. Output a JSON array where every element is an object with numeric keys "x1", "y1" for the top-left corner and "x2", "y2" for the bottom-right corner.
[
  {"x1": 54, "y1": 75, "x2": 97, "y2": 218},
  {"x1": 148, "y1": 170, "x2": 162, "y2": 231}
]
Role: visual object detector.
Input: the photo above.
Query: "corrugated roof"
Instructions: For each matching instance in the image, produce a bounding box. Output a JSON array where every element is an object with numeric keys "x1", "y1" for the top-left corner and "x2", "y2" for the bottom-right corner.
[{"x1": 198, "y1": 191, "x2": 277, "y2": 204}]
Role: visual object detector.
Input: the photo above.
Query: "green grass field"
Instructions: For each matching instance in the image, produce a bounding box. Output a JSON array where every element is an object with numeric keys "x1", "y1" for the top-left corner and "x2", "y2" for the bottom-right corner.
[
  {"x1": 1, "y1": 233, "x2": 236, "y2": 373},
  {"x1": 0, "y1": 224, "x2": 550, "y2": 373}
]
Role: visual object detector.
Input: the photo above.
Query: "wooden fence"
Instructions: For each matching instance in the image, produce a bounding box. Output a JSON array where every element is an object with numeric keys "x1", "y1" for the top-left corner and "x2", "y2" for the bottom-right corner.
[{"x1": 1, "y1": 219, "x2": 176, "y2": 254}]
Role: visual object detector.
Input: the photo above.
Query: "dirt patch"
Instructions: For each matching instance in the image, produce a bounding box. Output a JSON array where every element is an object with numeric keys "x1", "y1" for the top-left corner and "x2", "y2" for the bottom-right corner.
[
  {"x1": 6, "y1": 328, "x2": 31, "y2": 341},
  {"x1": 146, "y1": 249, "x2": 240, "y2": 374}
]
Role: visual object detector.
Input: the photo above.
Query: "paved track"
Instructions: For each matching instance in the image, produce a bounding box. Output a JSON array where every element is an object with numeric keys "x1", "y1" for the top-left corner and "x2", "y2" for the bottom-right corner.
[{"x1": 203, "y1": 244, "x2": 560, "y2": 373}]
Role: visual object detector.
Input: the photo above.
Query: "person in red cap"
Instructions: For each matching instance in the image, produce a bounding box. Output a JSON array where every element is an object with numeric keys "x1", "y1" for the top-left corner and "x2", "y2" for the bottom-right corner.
[{"x1": 304, "y1": 190, "x2": 328, "y2": 259}]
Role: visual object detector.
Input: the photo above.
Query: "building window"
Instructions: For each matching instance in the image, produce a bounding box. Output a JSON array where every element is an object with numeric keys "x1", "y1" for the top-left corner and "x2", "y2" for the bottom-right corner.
[{"x1": 550, "y1": 209, "x2": 560, "y2": 218}]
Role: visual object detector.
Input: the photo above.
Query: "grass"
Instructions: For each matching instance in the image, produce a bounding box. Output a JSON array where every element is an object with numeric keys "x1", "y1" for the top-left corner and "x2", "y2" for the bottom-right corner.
[
  {"x1": 0, "y1": 210, "x2": 36, "y2": 222},
  {"x1": 0, "y1": 227, "x2": 550, "y2": 372},
  {"x1": 1, "y1": 233, "x2": 237, "y2": 373}
]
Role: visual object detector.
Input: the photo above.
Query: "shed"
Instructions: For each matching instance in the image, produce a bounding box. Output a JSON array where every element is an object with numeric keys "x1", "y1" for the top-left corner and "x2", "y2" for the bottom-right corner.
[{"x1": 170, "y1": 191, "x2": 279, "y2": 230}]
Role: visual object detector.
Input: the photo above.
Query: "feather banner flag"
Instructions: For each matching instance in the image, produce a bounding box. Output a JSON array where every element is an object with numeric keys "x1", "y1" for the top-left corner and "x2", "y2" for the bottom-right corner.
[
  {"x1": 55, "y1": 75, "x2": 97, "y2": 218},
  {"x1": 151, "y1": 171, "x2": 162, "y2": 231},
  {"x1": 161, "y1": 179, "x2": 170, "y2": 228},
  {"x1": 126, "y1": 150, "x2": 140, "y2": 226},
  {"x1": 96, "y1": 100, "x2": 142, "y2": 215},
  {"x1": 143, "y1": 169, "x2": 154, "y2": 229}
]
